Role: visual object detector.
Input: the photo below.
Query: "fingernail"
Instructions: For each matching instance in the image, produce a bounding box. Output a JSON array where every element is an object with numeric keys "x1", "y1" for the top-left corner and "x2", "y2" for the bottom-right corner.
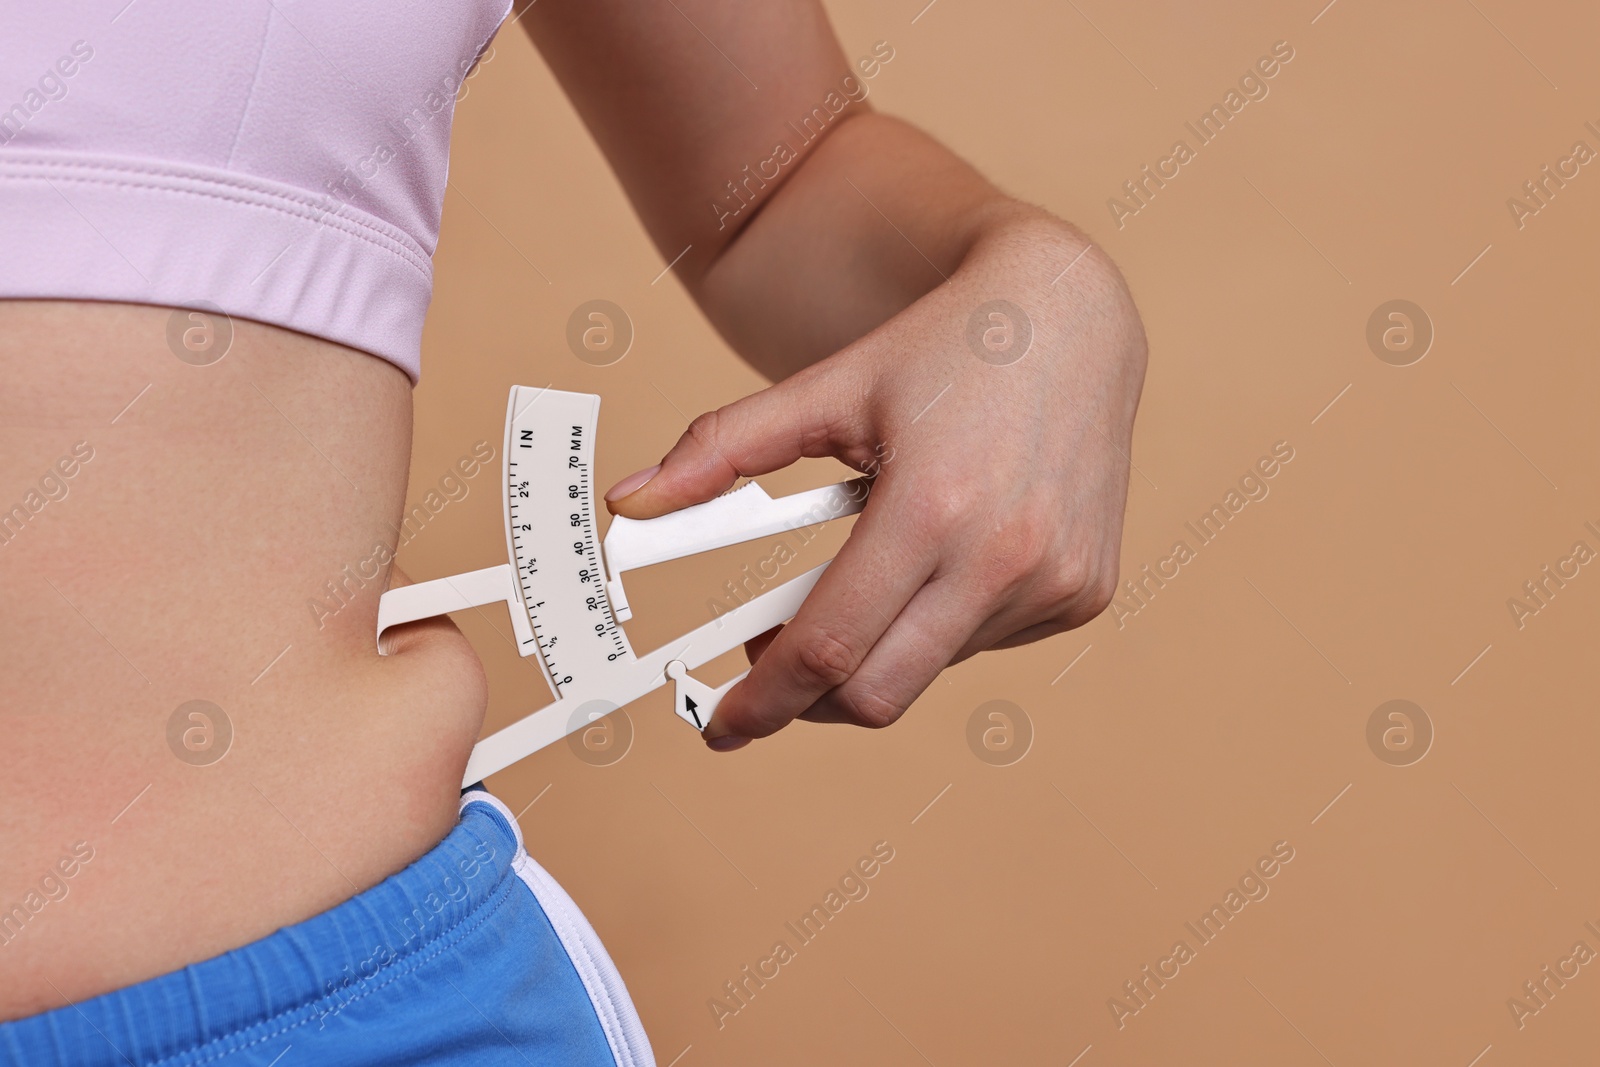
[
  {"x1": 604, "y1": 463, "x2": 660, "y2": 502},
  {"x1": 706, "y1": 735, "x2": 751, "y2": 752}
]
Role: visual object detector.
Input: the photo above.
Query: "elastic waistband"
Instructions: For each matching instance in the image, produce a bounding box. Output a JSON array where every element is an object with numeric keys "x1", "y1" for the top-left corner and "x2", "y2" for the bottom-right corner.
[{"x1": 0, "y1": 790, "x2": 523, "y2": 1067}]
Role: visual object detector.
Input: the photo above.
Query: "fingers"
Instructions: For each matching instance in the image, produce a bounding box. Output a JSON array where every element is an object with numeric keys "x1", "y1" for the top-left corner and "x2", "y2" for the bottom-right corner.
[
  {"x1": 789, "y1": 569, "x2": 1109, "y2": 727},
  {"x1": 706, "y1": 487, "x2": 1118, "y2": 745},
  {"x1": 604, "y1": 363, "x2": 866, "y2": 520},
  {"x1": 799, "y1": 575, "x2": 980, "y2": 729},
  {"x1": 944, "y1": 587, "x2": 1107, "y2": 664},
  {"x1": 795, "y1": 582, "x2": 1078, "y2": 729},
  {"x1": 703, "y1": 501, "x2": 936, "y2": 743}
]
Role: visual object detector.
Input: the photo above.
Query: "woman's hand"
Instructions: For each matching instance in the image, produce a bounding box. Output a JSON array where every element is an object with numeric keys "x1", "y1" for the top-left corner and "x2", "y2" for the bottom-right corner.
[{"x1": 604, "y1": 209, "x2": 1147, "y2": 750}]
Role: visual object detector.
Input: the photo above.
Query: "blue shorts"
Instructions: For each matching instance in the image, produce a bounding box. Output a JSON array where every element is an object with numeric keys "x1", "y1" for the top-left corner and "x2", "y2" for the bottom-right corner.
[{"x1": 0, "y1": 788, "x2": 656, "y2": 1067}]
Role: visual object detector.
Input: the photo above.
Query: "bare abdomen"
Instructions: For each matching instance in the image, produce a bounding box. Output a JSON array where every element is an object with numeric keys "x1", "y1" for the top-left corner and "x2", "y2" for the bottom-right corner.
[{"x1": 0, "y1": 300, "x2": 487, "y2": 1020}]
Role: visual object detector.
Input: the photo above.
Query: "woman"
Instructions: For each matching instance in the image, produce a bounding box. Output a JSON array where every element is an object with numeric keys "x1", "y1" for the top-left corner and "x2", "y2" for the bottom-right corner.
[{"x1": 0, "y1": 2, "x2": 1145, "y2": 1063}]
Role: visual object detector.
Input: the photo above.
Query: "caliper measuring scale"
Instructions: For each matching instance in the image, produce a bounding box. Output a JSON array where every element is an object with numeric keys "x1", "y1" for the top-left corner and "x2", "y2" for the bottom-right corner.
[{"x1": 376, "y1": 386, "x2": 868, "y2": 786}]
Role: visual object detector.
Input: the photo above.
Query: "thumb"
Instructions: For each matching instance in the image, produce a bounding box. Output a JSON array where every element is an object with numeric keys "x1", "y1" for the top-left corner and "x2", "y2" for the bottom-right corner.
[{"x1": 603, "y1": 365, "x2": 864, "y2": 519}]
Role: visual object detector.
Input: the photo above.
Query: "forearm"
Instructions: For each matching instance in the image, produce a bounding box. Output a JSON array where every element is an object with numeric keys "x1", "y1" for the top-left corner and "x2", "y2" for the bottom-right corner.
[
  {"x1": 692, "y1": 112, "x2": 1088, "y2": 381},
  {"x1": 519, "y1": 2, "x2": 1094, "y2": 381}
]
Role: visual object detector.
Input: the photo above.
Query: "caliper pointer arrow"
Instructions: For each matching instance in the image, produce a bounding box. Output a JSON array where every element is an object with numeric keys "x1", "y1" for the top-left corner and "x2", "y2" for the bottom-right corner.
[{"x1": 667, "y1": 659, "x2": 743, "y2": 732}]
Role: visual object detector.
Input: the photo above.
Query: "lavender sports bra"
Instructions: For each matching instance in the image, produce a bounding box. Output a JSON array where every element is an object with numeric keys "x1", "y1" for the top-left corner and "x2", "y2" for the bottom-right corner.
[{"x1": 0, "y1": 1, "x2": 510, "y2": 382}]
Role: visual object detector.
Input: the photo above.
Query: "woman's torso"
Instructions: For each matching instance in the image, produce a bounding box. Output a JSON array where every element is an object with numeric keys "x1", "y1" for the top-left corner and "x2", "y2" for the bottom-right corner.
[
  {"x1": 1, "y1": 1, "x2": 512, "y2": 1017},
  {"x1": 0, "y1": 300, "x2": 488, "y2": 1020},
  {"x1": 1, "y1": 1, "x2": 513, "y2": 1016}
]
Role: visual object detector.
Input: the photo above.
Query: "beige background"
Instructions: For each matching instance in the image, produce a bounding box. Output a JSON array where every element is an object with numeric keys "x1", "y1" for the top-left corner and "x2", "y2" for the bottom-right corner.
[{"x1": 406, "y1": 2, "x2": 1600, "y2": 1063}]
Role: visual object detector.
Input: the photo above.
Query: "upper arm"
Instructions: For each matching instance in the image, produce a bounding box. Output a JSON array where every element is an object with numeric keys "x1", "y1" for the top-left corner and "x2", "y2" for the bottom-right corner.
[{"x1": 515, "y1": 0, "x2": 873, "y2": 279}]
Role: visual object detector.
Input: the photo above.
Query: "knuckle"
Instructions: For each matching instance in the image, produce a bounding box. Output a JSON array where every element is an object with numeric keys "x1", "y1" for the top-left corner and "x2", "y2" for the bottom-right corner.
[
  {"x1": 791, "y1": 628, "x2": 862, "y2": 690},
  {"x1": 1013, "y1": 534, "x2": 1114, "y2": 619},
  {"x1": 906, "y1": 483, "x2": 972, "y2": 534},
  {"x1": 1069, "y1": 568, "x2": 1117, "y2": 620},
  {"x1": 686, "y1": 404, "x2": 760, "y2": 476},
  {"x1": 977, "y1": 516, "x2": 1056, "y2": 592},
  {"x1": 797, "y1": 407, "x2": 846, "y2": 458},
  {"x1": 684, "y1": 408, "x2": 742, "y2": 467},
  {"x1": 832, "y1": 684, "x2": 908, "y2": 730},
  {"x1": 1051, "y1": 548, "x2": 1117, "y2": 621},
  {"x1": 1082, "y1": 565, "x2": 1119, "y2": 617},
  {"x1": 684, "y1": 408, "x2": 722, "y2": 450},
  {"x1": 1043, "y1": 553, "x2": 1094, "y2": 603}
]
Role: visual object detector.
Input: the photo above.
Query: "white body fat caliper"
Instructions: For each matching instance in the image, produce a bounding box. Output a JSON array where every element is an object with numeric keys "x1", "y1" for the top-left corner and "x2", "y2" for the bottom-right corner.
[{"x1": 376, "y1": 387, "x2": 868, "y2": 786}]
